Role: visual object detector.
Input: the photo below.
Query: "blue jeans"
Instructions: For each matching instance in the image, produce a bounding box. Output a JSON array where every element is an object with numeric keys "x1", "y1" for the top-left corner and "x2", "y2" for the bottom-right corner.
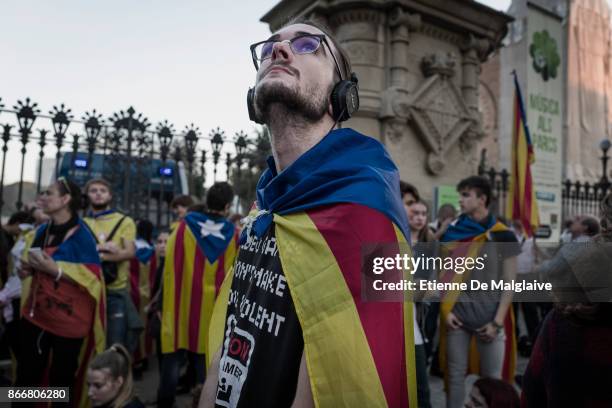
[{"x1": 106, "y1": 291, "x2": 127, "y2": 349}]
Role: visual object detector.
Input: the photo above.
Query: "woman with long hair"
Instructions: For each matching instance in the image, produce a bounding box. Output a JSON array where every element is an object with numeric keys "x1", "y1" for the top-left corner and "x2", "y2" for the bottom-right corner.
[
  {"x1": 87, "y1": 343, "x2": 144, "y2": 408},
  {"x1": 16, "y1": 177, "x2": 106, "y2": 407},
  {"x1": 408, "y1": 200, "x2": 435, "y2": 244}
]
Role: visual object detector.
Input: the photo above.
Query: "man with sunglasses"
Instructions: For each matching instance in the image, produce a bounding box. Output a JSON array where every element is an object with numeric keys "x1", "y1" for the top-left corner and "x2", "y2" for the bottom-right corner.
[{"x1": 201, "y1": 19, "x2": 417, "y2": 408}]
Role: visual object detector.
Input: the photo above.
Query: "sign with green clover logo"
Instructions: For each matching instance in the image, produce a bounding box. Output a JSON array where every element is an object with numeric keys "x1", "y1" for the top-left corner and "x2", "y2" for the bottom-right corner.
[
  {"x1": 525, "y1": 6, "x2": 564, "y2": 243},
  {"x1": 529, "y1": 30, "x2": 561, "y2": 81}
]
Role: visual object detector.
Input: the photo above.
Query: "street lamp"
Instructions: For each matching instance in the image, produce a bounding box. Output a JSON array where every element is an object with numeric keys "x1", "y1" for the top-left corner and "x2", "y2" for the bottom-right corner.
[
  {"x1": 184, "y1": 124, "x2": 200, "y2": 192},
  {"x1": 234, "y1": 131, "x2": 248, "y2": 173},
  {"x1": 83, "y1": 110, "x2": 103, "y2": 179},
  {"x1": 111, "y1": 107, "x2": 147, "y2": 210},
  {"x1": 0, "y1": 124, "x2": 12, "y2": 213},
  {"x1": 157, "y1": 121, "x2": 174, "y2": 161},
  {"x1": 156, "y1": 120, "x2": 174, "y2": 227},
  {"x1": 599, "y1": 138, "x2": 611, "y2": 194},
  {"x1": 14, "y1": 98, "x2": 40, "y2": 210},
  {"x1": 210, "y1": 127, "x2": 225, "y2": 182},
  {"x1": 36, "y1": 129, "x2": 48, "y2": 193},
  {"x1": 50, "y1": 104, "x2": 73, "y2": 178}
]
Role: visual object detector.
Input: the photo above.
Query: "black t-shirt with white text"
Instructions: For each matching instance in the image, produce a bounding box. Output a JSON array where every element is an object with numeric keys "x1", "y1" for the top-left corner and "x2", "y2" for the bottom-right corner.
[{"x1": 215, "y1": 224, "x2": 303, "y2": 408}]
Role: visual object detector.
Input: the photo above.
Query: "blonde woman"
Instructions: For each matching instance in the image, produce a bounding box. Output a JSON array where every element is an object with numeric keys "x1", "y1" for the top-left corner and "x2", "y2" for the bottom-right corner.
[{"x1": 87, "y1": 344, "x2": 144, "y2": 408}]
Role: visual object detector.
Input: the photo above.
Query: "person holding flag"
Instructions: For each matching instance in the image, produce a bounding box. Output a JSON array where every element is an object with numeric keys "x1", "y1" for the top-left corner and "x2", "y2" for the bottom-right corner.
[
  {"x1": 200, "y1": 19, "x2": 417, "y2": 408},
  {"x1": 439, "y1": 176, "x2": 520, "y2": 408},
  {"x1": 158, "y1": 182, "x2": 238, "y2": 408},
  {"x1": 16, "y1": 177, "x2": 106, "y2": 407}
]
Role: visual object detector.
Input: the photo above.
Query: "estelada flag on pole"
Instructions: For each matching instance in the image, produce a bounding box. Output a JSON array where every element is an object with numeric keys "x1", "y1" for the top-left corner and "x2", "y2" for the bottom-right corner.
[
  {"x1": 506, "y1": 72, "x2": 540, "y2": 236},
  {"x1": 161, "y1": 212, "x2": 238, "y2": 355}
]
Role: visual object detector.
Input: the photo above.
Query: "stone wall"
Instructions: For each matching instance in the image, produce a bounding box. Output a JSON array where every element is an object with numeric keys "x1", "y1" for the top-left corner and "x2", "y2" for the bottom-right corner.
[{"x1": 261, "y1": 0, "x2": 511, "y2": 200}]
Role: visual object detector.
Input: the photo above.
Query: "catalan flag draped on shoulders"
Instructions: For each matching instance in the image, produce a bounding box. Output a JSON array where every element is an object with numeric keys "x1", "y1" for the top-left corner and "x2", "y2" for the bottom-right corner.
[
  {"x1": 439, "y1": 214, "x2": 517, "y2": 388},
  {"x1": 21, "y1": 218, "x2": 106, "y2": 408},
  {"x1": 208, "y1": 128, "x2": 418, "y2": 408},
  {"x1": 506, "y1": 73, "x2": 539, "y2": 236},
  {"x1": 129, "y1": 238, "x2": 157, "y2": 361},
  {"x1": 161, "y1": 211, "x2": 238, "y2": 355}
]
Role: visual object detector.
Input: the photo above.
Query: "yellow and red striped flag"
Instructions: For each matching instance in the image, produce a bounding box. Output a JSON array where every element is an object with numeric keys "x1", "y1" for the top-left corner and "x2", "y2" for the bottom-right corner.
[
  {"x1": 161, "y1": 212, "x2": 238, "y2": 355},
  {"x1": 209, "y1": 204, "x2": 418, "y2": 407},
  {"x1": 506, "y1": 73, "x2": 539, "y2": 236}
]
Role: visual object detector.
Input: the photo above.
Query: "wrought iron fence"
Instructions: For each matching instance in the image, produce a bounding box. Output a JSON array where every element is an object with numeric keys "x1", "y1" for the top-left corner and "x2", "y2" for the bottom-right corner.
[
  {"x1": 477, "y1": 151, "x2": 612, "y2": 223},
  {"x1": 0, "y1": 96, "x2": 267, "y2": 228}
]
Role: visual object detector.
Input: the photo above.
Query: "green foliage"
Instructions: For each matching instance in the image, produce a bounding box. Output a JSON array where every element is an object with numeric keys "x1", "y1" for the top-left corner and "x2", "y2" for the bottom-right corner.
[{"x1": 529, "y1": 30, "x2": 560, "y2": 81}]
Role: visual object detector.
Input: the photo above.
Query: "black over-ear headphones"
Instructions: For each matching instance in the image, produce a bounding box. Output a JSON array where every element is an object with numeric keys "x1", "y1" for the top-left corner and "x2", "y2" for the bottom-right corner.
[
  {"x1": 330, "y1": 72, "x2": 359, "y2": 122},
  {"x1": 247, "y1": 72, "x2": 360, "y2": 124}
]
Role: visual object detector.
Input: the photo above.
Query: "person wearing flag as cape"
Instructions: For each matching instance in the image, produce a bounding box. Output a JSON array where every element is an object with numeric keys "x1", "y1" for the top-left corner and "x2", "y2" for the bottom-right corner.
[
  {"x1": 158, "y1": 182, "x2": 238, "y2": 408},
  {"x1": 200, "y1": 18, "x2": 417, "y2": 408},
  {"x1": 439, "y1": 176, "x2": 520, "y2": 408},
  {"x1": 129, "y1": 219, "x2": 157, "y2": 370},
  {"x1": 16, "y1": 177, "x2": 106, "y2": 407},
  {"x1": 84, "y1": 178, "x2": 141, "y2": 352}
]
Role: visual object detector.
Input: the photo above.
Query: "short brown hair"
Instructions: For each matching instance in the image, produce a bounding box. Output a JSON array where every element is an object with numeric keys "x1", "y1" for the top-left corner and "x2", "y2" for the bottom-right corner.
[
  {"x1": 400, "y1": 181, "x2": 420, "y2": 202},
  {"x1": 170, "y1": 194, "x2": 195, "y2": 209},
  {"x1": 85, "y1": 178, "x2": 112, "y2": 195},
  {"x1": 206, "y1": 182, "x2": 234, "y2": 212},
  {"x1": 457, "y1": 176, "x2": 492, "y2": 207}
]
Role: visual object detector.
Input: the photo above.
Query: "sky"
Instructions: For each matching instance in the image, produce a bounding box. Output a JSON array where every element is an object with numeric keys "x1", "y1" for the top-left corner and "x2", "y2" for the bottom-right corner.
[{"x1": 0, "y1": 0, "x2": 525, "y2": 186}]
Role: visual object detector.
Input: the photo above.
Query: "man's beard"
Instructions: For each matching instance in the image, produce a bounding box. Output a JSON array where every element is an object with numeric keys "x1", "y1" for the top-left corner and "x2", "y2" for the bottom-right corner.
[
  {"x1": 90, "y1": 201, "x2": 111, "y2": 211},
  {"x1": 255, "y1": 80, "x2": 329, "y2": 124}
]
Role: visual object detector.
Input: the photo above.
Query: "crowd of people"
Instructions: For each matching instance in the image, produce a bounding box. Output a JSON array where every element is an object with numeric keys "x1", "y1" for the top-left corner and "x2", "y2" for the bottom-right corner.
[
  {"x1": 0, "y1": 178, "x2": 239, "y2": 407},
  {"x1": 1, "y1": 17, "x2": 612, "y2": 408},
  {"x1": 5, "y1": 171, "x2": 611, "y2": 407},
  {"x1": 401, "y1": 178, "x2": 612, "y2": 407}
]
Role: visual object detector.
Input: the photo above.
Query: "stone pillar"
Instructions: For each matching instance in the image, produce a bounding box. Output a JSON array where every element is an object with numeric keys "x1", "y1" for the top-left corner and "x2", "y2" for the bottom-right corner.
[{"x1": 328, "y1": 8, "x2": 386, "y2": 136}]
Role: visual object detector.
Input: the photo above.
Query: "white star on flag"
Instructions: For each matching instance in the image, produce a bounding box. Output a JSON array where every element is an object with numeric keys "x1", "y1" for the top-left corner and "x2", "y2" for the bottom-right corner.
[{"x1": 197, "y1": 220, "x2": 226, "y2": 240}]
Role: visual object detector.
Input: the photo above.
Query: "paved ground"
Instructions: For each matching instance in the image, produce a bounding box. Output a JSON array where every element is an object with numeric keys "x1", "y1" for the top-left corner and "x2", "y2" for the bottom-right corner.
[
  {"x1": 134, "y1": 355, "x2": 528, "y2": 407},
  {"x1": 134, "y1": 358, "x2": 193, "y2": 407}
]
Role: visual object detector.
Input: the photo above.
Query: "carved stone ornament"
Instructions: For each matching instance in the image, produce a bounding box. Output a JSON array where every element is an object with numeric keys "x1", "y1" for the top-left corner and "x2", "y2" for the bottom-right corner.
[
  {"x1": 380, "y1": 87, "x2": 412, "y2": 143},
  {"x1": 389, "y1": 7, "x2": 422, "y2": 30},
  {"x1": 407, "y1": 74, "x2": 477, "y2": 175},
  {"x1": 421, "y1": 52, "x2": 457, "y2": 78},
  {"x1": 462, "y1": 34, "x2": 493, "y2": 62}
]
